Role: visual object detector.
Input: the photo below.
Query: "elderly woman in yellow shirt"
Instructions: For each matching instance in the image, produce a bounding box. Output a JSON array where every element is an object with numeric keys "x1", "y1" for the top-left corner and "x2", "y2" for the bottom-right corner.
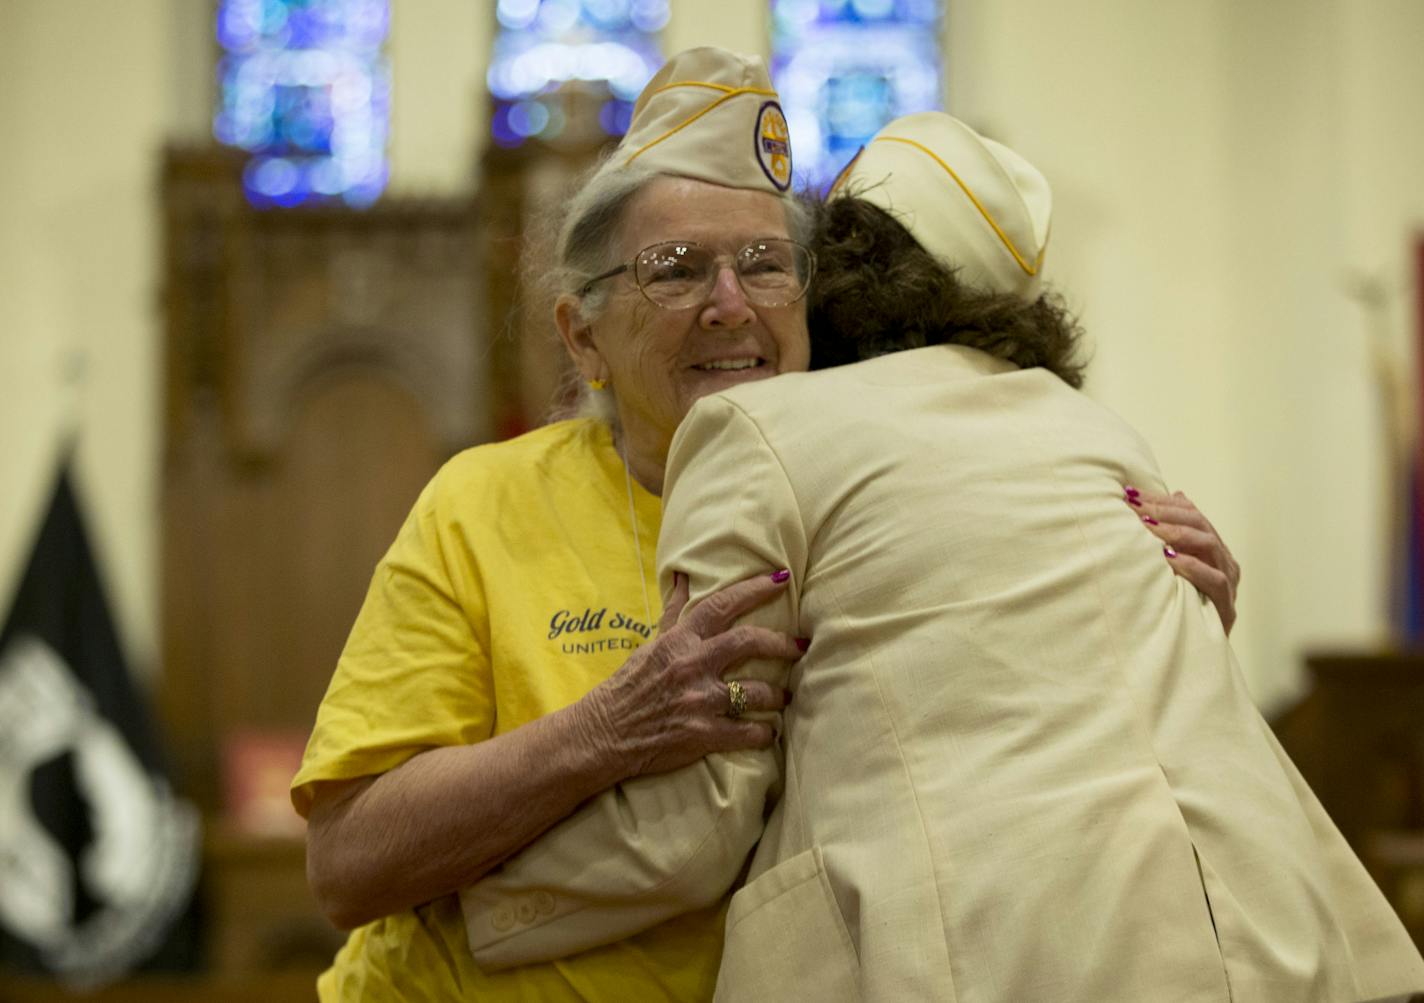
[{"x1": 292, "y1": 49, "x2": 1243, "y2": 1002}]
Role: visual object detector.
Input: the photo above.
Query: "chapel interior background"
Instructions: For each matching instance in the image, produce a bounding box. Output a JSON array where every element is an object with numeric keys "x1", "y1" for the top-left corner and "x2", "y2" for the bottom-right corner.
[{"x1": 1, "y1": 1, "x2": 1423, "y2": 998}]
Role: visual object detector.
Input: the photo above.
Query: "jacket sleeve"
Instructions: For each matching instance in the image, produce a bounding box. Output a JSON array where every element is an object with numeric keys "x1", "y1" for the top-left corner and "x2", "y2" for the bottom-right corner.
[{"x1": 458, "y1": 395, "x2": 808, "y2": 970}]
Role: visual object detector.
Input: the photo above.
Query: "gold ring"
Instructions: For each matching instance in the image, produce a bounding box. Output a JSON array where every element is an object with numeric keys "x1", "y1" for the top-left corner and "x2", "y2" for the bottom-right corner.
[{"x1": 726, "y1": 680, "x2": 748, "y2": 719}]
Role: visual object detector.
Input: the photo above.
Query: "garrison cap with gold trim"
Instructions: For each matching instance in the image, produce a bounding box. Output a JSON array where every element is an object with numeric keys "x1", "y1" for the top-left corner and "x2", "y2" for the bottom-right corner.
[
  {"x1": 608, "y1": 46, "x2": 792, "y2": 194},
  {"x1": 832, "y1": 111, "x2": 1052, "y2": 300}
]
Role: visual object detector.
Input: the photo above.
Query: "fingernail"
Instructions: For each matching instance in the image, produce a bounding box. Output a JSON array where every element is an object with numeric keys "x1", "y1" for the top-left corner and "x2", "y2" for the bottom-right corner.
[
  {"x1": 1126, "y1": 494, "x2": 1143, "y2": 507},
  {"x1": 1164, "y1": 546, "x2": 1178, "y2": 558},
  {"x1": 1141, "y1": 515, "x2": 1159, "y2": 526},
  {"x1": 771, "y1": 569, "x2": 790, "y2": 583},
  {"x1": 795, "y1": 637, "x2": 810, "y2": 652},
  {"x1": 1124, "y1": 485, "x2": 1141, "y2": 497}
]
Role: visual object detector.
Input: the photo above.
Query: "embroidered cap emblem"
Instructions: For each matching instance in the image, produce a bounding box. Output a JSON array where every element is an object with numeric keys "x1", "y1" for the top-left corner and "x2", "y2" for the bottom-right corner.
[{"x1": 755, "y1": 101, "x2": 792, "y2": 191}]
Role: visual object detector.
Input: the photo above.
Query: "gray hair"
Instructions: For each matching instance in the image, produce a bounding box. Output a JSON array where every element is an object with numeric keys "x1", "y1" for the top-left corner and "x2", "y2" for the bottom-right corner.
[
  {"x1": 529, "y1": 157, "x2": 657, "y2": 426},
  {"x1": 535, "y1": 157, "x2": 816, "y2": 425}
]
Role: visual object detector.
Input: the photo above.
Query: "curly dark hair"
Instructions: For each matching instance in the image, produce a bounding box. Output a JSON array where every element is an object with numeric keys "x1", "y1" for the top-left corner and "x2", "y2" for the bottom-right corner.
[{"x1": 807, "y1": 195, "x2": 1088, "y2": 388}]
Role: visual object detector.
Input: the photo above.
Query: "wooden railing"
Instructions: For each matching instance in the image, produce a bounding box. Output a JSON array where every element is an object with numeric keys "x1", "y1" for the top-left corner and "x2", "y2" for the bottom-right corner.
[{"x1": 1274, "y1": 650, "x2": 1424, "y2": 950}]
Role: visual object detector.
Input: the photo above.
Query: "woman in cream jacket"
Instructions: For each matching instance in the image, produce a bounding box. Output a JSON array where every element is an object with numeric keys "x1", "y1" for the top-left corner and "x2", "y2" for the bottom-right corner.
[{"x1": 459, "y1": 113, "x2": 1424, "y2": 1002}]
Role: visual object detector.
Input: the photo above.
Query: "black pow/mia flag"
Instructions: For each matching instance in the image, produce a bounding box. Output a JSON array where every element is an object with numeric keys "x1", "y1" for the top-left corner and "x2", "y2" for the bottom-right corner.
[{"x1": 0, "y1": 463, "x2": 200, "y2": 986}]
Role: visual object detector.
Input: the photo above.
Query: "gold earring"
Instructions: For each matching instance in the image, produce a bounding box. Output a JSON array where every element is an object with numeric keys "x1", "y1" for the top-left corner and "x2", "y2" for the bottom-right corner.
[{"x1": 588, "y1": 378, "x2": 608, "y2": 391}]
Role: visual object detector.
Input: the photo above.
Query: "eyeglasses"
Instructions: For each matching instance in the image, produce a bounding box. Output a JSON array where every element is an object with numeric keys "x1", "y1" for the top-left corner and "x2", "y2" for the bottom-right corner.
[{"x1": 578, "y1": 238, "x2": 816, "y2": 310}]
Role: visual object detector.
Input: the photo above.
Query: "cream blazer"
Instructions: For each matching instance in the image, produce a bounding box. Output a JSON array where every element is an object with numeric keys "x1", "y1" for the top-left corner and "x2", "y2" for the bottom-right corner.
[{"x1": 461, "y1": 346, "x2": 1424, "y2": 1001}]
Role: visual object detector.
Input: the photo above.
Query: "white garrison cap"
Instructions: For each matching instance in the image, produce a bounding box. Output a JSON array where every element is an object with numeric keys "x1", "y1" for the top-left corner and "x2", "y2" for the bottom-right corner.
[
  {"x1": 605, "y1": 46, "x2": 793, "y2": 194},
  {"x1": 831, "y1": 112, "x2": 1051, "y2": 300}
]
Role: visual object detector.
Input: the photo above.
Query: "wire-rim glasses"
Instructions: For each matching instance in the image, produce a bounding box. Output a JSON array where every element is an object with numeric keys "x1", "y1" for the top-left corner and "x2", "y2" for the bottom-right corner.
[{"x1": 578, "y1": 238, "x2": 816, "y2": 310}]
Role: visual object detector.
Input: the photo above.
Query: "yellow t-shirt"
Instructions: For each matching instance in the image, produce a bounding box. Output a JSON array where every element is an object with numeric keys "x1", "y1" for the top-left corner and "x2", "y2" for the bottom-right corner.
[{"x1": 291, "y1": 419, "x2": 726, "y2": 1002}]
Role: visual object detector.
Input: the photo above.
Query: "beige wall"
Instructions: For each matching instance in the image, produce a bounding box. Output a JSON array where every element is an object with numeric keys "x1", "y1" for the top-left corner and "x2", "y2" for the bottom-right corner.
[
  {"x1": 2, "y1": 0, "x2": 1421, "y2": 708},
  {"x1": 945, "y1": 0, "x2": 1424, "y2": 707},
  {"x1": 0, "y1": 1, "x2": 187, "y2": 678},
  {"x1": 386, "y1": 0, "x2": 490, "y2": 195}
]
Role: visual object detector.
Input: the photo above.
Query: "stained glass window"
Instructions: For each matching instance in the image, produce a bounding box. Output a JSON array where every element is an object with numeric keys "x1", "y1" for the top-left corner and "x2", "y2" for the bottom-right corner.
[
  {"x1": 771, "y1": 0, "x2": 943, "y2": 191},
  {"x1": 214, "y1": 0, "x2": 391, "y2": 208},
  {"x1": 486, "y1": 0, "x2": 669, "y2": 148}
]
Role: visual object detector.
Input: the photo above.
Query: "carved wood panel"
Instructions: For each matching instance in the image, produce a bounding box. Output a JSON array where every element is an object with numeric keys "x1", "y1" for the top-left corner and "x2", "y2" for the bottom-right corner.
[
  {"x1": 1275, "y1": 650, "x2": 1424, "y2": 950},
  {"x1": 159, "y1": 147, "x2": 489, "y2": 813}
]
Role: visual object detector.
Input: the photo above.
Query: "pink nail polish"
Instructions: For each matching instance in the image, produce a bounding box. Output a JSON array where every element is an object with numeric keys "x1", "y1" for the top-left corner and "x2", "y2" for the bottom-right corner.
[
  {"x1": 1126, "y1": 495, "x2": 1143, "y2": 508},
  {"x1": 771, "y1": 569, "x2": 790, "y2": 583},
  {"x1": 1142, "y1": 515, "x2": 1160, "y2": 526},
  {"x1": 1164, "y1": 546, "x2": 1178, "y2": 558},
  {"x1": 1124, "y1": 485, "x2": 1141, "y2": 497},
  {"x1": 795, "y1": 638, "x2": 810, "y2": 652}
]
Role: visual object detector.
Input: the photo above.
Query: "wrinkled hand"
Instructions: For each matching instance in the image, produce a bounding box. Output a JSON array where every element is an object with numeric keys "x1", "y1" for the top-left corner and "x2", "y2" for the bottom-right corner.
[
  {"x1": 583, "y1": 571, "x2": 803, "y2": 781},
  {"x1": 1127, "y1": 487, "x2": 1242, "y2": 634}
]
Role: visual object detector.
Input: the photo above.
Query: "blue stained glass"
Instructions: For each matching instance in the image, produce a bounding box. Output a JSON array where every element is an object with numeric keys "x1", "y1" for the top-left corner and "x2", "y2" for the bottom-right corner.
[
  {"x1": 215, "y1": 0, "x2": 390, "y2": 208},
  {"x1": 491, "y1": 105, "x2": 524, "y2": 148},
  {"x1": 599, "y1": 99, "x2": 635, "y2": 136},
  {"x1": 509, "y1": 100, "x2": 552, "y2": 137},
  {"x1": 486, "y1": 0, "x2": 666, "y2": 147},
  {"x1": 772, "y1": 0, "x2": 943, "y2": 190}
]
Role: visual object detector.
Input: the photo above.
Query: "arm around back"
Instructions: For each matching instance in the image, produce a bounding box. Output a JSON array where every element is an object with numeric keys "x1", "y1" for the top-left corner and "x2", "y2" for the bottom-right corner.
[
  {"x1": 298, "y1": 433, "x2": 803, "y2": 935},
  {"x1": 305, "y1": 699, "x2": 628, "y2": 930},
  {"x1": 295, "y1": 466, "x2": 640, "y2": 929},
  {"x1": 459, "y1": 396, "x2": 810, "y2": 968}
]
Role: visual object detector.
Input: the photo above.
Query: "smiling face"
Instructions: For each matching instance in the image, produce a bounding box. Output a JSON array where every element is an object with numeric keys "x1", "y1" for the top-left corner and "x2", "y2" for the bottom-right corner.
[{"x1": 558, "y1": 175, "x2": 812, "y2": 489}]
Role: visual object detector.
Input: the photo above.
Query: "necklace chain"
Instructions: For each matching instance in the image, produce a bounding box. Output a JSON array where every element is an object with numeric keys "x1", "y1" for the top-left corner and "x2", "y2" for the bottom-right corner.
[{"x1": 623, "y1": 453, "x2": 657, "y2": 636}]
